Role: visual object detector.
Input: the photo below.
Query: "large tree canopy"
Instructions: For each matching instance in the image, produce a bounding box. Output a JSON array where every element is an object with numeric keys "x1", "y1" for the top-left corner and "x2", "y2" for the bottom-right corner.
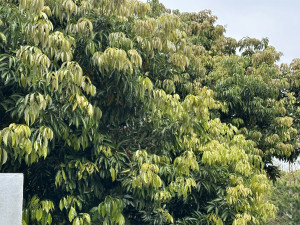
[{"x1": 0, "y1": 0, "x2": 299, "y2": 224}]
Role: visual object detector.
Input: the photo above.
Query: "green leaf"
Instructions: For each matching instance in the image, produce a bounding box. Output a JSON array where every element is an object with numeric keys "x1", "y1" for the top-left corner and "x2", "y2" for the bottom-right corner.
[
  {"x1": 72, "y1": 217, "x2": 80, "y2": 225},
  {"x1": 83, "y1": 213, "x2": 91, "y2": 223},
  {"x1": 1, "y1": 149, "x2": 7, "y2": 165},
  {"x1": 110, "y1": 168, "x2": 116, "y2": 181},
  {"x1": 59, "y1": 200, "x2": 64, "y2": 211},
  {"x1": 68, "y1": 207, "x2": 77, "y2": 222},
  {"x1": 35, "y1": 209, "x2": 43, "y2": 221},
  {"x1": 3, "y1": 131, "x2": 8, "y2": 146},
  {"x1": 47, "y1": 214, "x2": 52, "y2": 224}
]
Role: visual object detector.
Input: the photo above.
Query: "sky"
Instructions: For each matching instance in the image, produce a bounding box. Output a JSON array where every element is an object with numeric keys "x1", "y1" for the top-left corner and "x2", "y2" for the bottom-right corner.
[{"x1": 141, "y1": 0, "x2": 300, "y2": 64}]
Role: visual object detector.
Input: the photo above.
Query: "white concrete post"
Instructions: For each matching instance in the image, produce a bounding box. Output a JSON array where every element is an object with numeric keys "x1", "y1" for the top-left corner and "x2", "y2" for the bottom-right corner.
[{"x1": 0, "y1": 173, "x2": 24, "y2": 225}]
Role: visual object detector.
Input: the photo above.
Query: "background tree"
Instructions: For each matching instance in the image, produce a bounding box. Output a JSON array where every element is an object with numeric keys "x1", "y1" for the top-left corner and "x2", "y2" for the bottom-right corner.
[{"x1": 267, "y1": 170, "x2": 300, "y2": 225}]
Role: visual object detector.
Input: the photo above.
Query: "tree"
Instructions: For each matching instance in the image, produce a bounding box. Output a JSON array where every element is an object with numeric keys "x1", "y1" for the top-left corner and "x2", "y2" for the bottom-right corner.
[
  {"x1": 0, "y1": 0, "x2": 298, "y2": 224},
  {"x1": 267, "y1": 170, "x2": 300, "y2": 225},
  {"x1": 204, "y1": 42, "x2": 299, "y2": 179}
]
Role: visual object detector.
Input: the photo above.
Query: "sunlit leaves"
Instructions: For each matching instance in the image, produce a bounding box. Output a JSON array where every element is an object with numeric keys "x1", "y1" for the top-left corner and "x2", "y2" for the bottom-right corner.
[
  {"x1": 47, "y1": 31, "x2": 75, "y2": 62},
  {"x1": 151, "y1": 36, "x2": 162, "y2": 51},
  {"x1": 61, "y1": 0, "x2": 78, "y2": 21},
  {"x1": 108, "y1": 32, "x2": 133, "y2": 50},
  {"x1": 158, "y1": 14, "x2": 180, "y2": 35},
  {"x1": 98, "y1": 196, "x2": 125, "y2": 225},
  {"x1": 97, "y1": 145, "x2": 112, "y2": 157},
  {"x1": 169, "y1": 177, "x2": 196, "y2": 199},
  {"x1": 19, "y1": 0, "x2": 45, "y2": 16},
  {"x1": 49, "y1": 61, "x2": 96, "y2": 96},
  {"x1": 156, "y1": 208, "x2": 174, "y2": 224},
  {"x1": 170, "y1": 53, "x2": 189, "y2": 71},
  {"x1": 23, "y1": 93, "x2": 52, "y2": 124},
  {"x1": 135, "y1": 36, "x2": 153, "y2": 54},
  {"x1": 25, "y1": 14, "x2": 53, "y2": 47},
  {"x1": 174, "y1": 150, "x2": 199, "y2": 176},
  {"x1": 133, "y1": 18, "x2": 157, "y2": 38},
  {"x1": 93, "y1": 48, "x2": 133, "y2": 74},
  {"x1": 154, "y1": 190, "x2": 172, "y2": 201},
  {"x1": 17, "y1": 45, "x2": 50, "y2": 72},
  {"x1": 67, "y1": 17, "x2": 94, "y2": 39},
  {"x1": 58, "y1": 196, "x2": 91, "y2": 225},
  {"x1": 22, "y1": 196, "x2": 54, "y2": 225},
  {"x1": 50, "y1": 0, "x2": 78, "y2": 23},
  {"x1": 252, "y1": 46, "x2": 282, "y2": 67},
  {"x1": 0, "y1": 124, "x2": 53, "y2": 166},
  {"x1": 127, "y1": 49, "x2": 142, "y2": 68},
  {"x1": 131, "y1": 0, "x2": 150, "y2": 18},
  {"x1": 132, "y1": 163, "x2": 162, "y2": 189}
]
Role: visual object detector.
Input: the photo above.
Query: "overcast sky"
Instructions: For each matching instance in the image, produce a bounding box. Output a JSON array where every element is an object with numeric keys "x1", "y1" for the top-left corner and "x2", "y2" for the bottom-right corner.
[{"x1": 142, "y1": 0, "x2": 300, "y2": 64}]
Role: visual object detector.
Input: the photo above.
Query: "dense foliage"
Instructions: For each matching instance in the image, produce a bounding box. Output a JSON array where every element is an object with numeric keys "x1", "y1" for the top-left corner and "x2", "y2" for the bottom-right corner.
[
  {"x1": 0, "y1": 0, "x2": 299, "y2": 224},
  {"x1": 267, "y1": 170, "x2": 300, "y2": 225}
]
